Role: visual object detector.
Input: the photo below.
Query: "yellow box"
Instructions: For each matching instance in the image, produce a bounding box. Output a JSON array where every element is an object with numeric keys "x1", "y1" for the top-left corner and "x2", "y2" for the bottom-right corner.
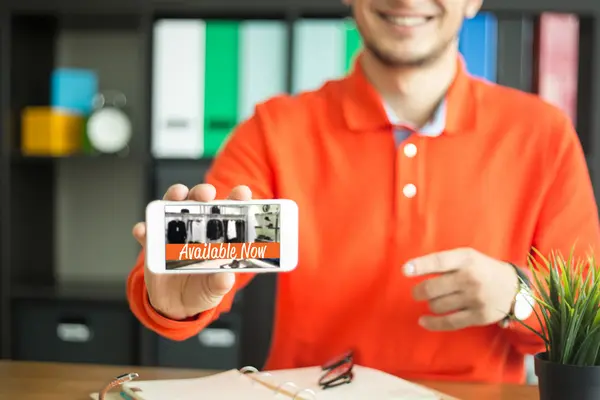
[{"x1": 21, "y1": 107, "x2": 83, "y2": 156}]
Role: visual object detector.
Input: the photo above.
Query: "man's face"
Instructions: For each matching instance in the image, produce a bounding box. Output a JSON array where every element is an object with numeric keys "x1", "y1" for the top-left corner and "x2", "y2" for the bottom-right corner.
[{"x1": 347, "y1": 0, "x2": 482, "y2": 67}]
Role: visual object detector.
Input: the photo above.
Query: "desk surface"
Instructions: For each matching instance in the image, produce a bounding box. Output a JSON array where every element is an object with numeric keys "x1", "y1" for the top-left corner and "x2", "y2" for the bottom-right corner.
[{"x1": 0, "y1": 360, "x2": 539, "y2": 399}]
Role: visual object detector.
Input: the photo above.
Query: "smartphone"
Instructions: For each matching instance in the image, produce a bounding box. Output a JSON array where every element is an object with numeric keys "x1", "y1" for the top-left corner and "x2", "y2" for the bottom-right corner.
[{"x1": 145, "y1": 199, "x2": 298, "y2": 274}]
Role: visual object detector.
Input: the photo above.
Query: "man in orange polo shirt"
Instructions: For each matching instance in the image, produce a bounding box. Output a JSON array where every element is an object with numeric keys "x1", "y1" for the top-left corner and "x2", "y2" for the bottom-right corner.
[{"x1": 127, "y1": 0, "x2": 600, "y2": 384}]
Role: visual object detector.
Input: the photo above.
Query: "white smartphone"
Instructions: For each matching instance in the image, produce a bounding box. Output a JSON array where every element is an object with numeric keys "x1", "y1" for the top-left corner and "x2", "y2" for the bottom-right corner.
[{"x1": 145, "y1": 199, "x2": 298, "y2": 274}]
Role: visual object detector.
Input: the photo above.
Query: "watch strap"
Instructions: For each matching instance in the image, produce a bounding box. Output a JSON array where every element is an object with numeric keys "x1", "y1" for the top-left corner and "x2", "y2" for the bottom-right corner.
[{"x1": 499, "y1": 262, "x2": 530, "y2": 328}]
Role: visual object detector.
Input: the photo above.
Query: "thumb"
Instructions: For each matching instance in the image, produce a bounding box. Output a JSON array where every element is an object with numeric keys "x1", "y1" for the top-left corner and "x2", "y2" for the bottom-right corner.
[
  {"x1": 182, "y1": 272, "x2": 236, "y2": 316},
  {"x1": 206, "y1": 272, "x2": 236, "y2": 298}
]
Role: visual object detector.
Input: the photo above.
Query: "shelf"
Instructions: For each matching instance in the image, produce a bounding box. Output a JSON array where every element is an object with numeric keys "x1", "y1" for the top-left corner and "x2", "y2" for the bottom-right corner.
[
  {"x1": 480, "y1": 0, "x2": 599, "y2": 14},
  {"x1": 154, "y1": 0, "x2": 600, "y2": 17},
  {"x1": 153, "y1": 157, "x2": 215, "y2": 164},
  {"x1": 10, "y1": 281, "x2": 128, "y2": 302},
  {"x1": 153, "y1": 0, "x2": 600, "y2": 16},
  {"x1": 11, "y1": 152, "x2": 151, "y2": 164},
  {"x1": 8, "y1": 0, "x2": 145, "y2": 15},
  {"x1": 11, "y1": 154, "x2": 152, "y2": 165},
  {"x1": 6, "y1": 0, "x2": 596, "y2": 16},
  {"x1": 8, "y1": 13, "x2": 147, "y2": 157},
  {"x1": 292, "y1": 0, "x2": 600, "y2": 16},
  {"x1": 11, "y1": 154, "x2": 217, "y2": 165},
  {"x1": 153, "y1": 0, "x2": 293, "y2": 18}
]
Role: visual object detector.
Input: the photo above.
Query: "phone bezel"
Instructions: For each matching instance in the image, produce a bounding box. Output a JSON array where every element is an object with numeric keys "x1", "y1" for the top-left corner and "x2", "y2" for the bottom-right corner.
[{"x1": 145, "y1": 199, "x2": 298, "y2": 274}]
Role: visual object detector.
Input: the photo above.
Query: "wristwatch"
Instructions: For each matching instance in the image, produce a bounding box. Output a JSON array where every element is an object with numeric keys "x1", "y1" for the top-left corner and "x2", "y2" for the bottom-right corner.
[{"x1": 499, "y1": 263, "x2": 534, "y2": 328}]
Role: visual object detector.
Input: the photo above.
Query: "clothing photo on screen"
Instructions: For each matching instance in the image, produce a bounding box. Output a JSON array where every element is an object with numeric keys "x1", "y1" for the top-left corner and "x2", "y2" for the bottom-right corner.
[
  {"x1": 163, "y1": 204, "x2": 283, "y2": 270},
  {"x1": 206, "y1": 205, "x2": 225, "y2": 242},
  {"x1": 165, "y1": 209, "x2": 189, "y2": 244}
]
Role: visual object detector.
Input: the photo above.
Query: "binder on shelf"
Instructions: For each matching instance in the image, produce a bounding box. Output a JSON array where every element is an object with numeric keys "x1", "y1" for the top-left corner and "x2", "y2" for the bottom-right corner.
[
  {"x1": 152, "y1": 19, "x2": 287, "y2": 159},
  {"x1": 534, "y1": 13, "x2": 580, "y2": 124},
  {"x1": 90, "y1": 364, "x2": 457, "y2": 399},
  {"x1": 203, "y1": 20, "x2": 239, "y2": 158},
  {"x1": 292, "y1": 19, "x2": 362, "y2": 94},
  {"x1": 496, "y1": 15, "x2": 534, "y2": 92},
  {"x1": 152, "y1": 19, "x2": 205, "y2": 159},
  {"x1": 459, "y1": 12, "x2": 498, "y2": 82},
  {"x1": 238, "y1": 21, "x2": 288, "y2": 122}
]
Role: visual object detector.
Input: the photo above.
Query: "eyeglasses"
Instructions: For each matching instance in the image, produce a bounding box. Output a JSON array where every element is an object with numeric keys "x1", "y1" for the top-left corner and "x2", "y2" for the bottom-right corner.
[
  {"x1": 98, "y1": 372, "x2": 139, "y2": 400},
  {"x1": 318, "y1": 350, "x2": 354, "y2": 390}
]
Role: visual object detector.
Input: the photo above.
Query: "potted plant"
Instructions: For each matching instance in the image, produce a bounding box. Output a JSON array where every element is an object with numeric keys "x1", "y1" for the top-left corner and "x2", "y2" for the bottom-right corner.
[{"x1": 517, "y1": 248, "x2": 600, "y2": 400}]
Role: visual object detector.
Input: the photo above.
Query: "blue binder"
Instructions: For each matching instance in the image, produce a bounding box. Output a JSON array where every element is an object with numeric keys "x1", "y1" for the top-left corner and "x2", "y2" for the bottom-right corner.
[{"x1": 459, "y1": 12, "x2": 498, "y2": 82}]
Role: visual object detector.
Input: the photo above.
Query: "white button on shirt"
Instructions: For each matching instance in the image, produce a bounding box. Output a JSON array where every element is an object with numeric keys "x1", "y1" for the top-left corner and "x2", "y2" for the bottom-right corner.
[
  {"x1": 403, "y1": 184, "x2": 417, "y2": 198},
  {"x1": 384, "y1": 100, "x2": 445, "y2": 202},
  {"x1": 403, "y1": 143, "x2": 417, "y2": 157}
]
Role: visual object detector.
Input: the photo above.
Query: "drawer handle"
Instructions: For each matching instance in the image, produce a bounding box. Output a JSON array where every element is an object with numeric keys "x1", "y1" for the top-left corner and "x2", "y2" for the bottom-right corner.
[
  {"x1": 56, "y1": 323, "x2": 93, "y2": 343},
  {"x1": 197, "y1": 328, "x2": 236, "y2": 348}
]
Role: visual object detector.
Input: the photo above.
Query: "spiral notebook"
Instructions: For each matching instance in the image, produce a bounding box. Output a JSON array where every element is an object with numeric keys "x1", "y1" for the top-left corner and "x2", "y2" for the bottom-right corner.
[{"x1": 89, "y1": 364, "x2": 458, "y2": 399}]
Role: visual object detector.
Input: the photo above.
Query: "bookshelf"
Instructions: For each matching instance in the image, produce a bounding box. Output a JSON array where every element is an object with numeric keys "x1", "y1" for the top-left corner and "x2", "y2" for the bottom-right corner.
[{"x1": 0, "y1": 0, "x2": 599, "y2": 375}]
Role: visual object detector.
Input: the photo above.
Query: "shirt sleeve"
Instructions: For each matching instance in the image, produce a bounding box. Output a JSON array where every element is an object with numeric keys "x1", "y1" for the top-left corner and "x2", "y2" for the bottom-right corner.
[
  {"x1": 504, "y1": 111, "x2": 600, "y2": 355},
  {"x1": 126, "y1": 109, "x2": 276, "y2": 341}
]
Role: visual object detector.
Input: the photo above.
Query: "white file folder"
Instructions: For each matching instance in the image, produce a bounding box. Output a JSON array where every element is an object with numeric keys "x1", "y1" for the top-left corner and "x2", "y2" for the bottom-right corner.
[{"x1": 152, "y1": 19, "x2": 205, "y2": 159}]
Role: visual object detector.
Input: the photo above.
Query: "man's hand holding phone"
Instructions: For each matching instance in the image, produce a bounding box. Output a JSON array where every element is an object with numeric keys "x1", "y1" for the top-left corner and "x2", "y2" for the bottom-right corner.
[{"x1": 131, "y1": 183, "x2": 251, "y2": 321}]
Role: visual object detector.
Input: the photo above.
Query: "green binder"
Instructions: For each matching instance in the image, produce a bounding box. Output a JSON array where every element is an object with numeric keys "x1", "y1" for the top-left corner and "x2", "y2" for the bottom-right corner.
[
  {"x1": 203, "y1": 21, "x2": 239, "y2": 158},
  {"x1": 344, "y1": 20, "x2": 363, "y2": 72},
  {"x1": 200, "y1": 20, "x2": 288, "y2": 158}
]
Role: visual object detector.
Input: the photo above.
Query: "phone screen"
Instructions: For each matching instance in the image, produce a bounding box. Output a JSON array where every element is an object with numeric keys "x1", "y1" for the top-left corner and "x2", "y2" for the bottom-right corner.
[{"x1": 163, "y1": 203, "x2": 281, "y2": 270}]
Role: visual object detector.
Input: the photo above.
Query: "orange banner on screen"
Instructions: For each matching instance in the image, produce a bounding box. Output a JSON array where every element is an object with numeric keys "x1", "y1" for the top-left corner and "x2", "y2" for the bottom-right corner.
[{"x1": 165, "y1": 243, "x2": 280, "y2": 261}]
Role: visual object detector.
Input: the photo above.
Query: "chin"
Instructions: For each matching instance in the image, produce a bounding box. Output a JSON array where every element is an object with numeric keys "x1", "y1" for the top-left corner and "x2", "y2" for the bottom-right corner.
[
  {"x1": 369, "y1": 47, "x2": 436, "y2": 68},
  {"x1": 365, "y1": 36, "x2": 453, "y2": 68}
]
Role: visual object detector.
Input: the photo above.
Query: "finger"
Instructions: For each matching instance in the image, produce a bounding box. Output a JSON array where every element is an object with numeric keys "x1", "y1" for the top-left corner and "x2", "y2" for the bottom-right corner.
[
  {"x1": 427, "y1": 292, "x2": 468, "y2": 315},
  {"x1": 412, "y1": 273, "x2": 461, "y2": 301},
  {"x1": 419, "y1": 310, "x2": 474, "y2": 331},
  {"x1": 404, "y1": 248, "x2": 471, "y2": 277},
  {"x1": 132, "y1": 222, "x2": 146, "y2": 247},
  {"x1": 163, "y1": 183, "x2": 190, "y2": 201},
  {"x1": 188, "y1": 184, "x2": 217, "y2": 202},
  {"x1": 227, "y1": 185, "x2": 252, "y2": 201}
]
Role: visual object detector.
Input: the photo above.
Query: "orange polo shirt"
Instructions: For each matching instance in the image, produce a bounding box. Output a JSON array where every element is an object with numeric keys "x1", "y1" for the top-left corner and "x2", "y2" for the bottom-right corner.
[{"x1": 127, "y1": 55, "x2": 600, "y2": 384}]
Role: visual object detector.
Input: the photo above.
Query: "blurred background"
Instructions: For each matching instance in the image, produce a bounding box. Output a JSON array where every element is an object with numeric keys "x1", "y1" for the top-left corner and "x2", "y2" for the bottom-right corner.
[{"x1": 0, "y1": 0, "x2": 599, "y2": 387}]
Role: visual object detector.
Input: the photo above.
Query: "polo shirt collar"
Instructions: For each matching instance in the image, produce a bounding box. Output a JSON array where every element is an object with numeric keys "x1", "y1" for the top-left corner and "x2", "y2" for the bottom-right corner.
[
  {"x1": 383, "y1": 100, "x2": 446, "y2": 137},
  {"x1": 342, "y1": 53, "x2": 478, "y2": 136}
]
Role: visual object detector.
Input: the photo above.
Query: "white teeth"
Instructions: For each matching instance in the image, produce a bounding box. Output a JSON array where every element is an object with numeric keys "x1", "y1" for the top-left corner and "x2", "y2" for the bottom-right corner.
[{"x1": 385, "y1": 15, "x2": 428, "y2": 27}]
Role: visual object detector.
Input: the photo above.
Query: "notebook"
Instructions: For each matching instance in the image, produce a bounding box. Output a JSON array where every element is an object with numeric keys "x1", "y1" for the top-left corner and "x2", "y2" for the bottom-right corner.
[
  {"x1": 89, "y1": 364, "x2": 458, "y2": 399},
  {"x1": 89, "y1": 394, "x2": 126, "y2": 400}
]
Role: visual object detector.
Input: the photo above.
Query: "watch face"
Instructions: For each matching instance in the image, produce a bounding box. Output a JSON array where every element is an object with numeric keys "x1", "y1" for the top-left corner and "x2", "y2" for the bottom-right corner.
[
  {"x1": 514, "y1": 290, "x2": 534, "y2": 320},
  {"x1": 87, "y1": 107, "x2": 132, "y2": 153}
]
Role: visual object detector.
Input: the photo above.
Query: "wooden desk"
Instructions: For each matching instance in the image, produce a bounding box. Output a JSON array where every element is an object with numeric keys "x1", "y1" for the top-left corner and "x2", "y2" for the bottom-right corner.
[{"x1": 0, "y1": 360, "x2": 539, "y2": 399}]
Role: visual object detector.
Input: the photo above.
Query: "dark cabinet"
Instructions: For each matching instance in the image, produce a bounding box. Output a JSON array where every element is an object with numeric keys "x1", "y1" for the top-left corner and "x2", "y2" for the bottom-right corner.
[
  {"x1": 157, "y1": 313, "x2": 242, "y2": 370},
  {"x1": 11, "y1": 299, "x2": 137, "y2": 365}
]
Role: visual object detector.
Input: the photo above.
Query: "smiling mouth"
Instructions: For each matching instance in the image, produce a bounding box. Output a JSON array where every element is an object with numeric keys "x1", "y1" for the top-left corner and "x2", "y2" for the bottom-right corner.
[{"x1": 378, "y1": 12, "x2": 434, "y2": 27}]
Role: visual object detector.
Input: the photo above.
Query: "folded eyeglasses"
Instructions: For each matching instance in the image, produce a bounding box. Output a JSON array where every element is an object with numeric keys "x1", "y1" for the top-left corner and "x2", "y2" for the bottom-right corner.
[{"x1": 318, "y1": 350, "x2": 355, "y2": 390}]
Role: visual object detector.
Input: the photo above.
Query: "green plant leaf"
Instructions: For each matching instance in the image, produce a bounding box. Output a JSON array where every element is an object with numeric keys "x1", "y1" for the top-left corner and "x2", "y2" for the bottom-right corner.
[
  {"x1": 524, "y1": 246, "x2": 600, "y2": 365},
  {"x1": 572, "y1": 323, "x2": 600, "y2": 366}
]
